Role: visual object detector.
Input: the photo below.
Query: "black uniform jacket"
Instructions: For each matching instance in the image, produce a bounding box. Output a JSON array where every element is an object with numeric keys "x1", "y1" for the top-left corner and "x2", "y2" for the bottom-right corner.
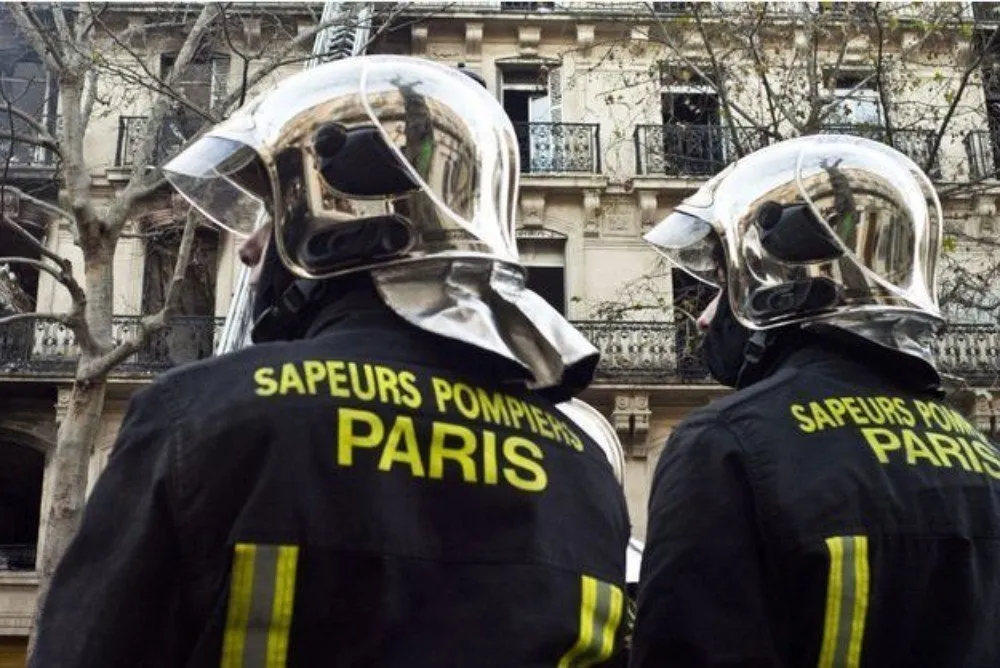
[
  {"x1": 630, "y1": 339, "x2": 1000, "y2": 668},
  {"x1": 31, "y1": 295, "x2": 630, "y2": 667}
]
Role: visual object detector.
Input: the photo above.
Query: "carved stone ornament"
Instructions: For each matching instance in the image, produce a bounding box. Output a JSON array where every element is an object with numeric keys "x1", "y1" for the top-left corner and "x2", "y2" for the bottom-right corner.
[
  {"x1": 636, "y1": 190, "x2": 659, "y2": 231},
  {"x1": 612, "y1": 392, "x2": 652, "y2": 456},
  {"x1": 517, "y1": 25, "x2": 542, "y2": 58},
  {"x1": 583, "y1": 189, "x2": 601, "y2": 237},
  {"x1": 465, "y1": 22, "x2": 484, "y2": 59},
  {"x1": 519, "y1": 191, "x2": 546, "y2": 228},
  {"x1": 411, "y1": 24, "x2": 429, "y2": 56},
  {"x1": 576, "y1": 24, "x2": 595, "y2": 55}
]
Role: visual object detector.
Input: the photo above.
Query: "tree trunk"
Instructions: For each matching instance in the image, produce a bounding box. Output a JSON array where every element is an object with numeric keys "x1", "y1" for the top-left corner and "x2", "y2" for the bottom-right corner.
[{"x1": 27, "y1": 378, "x2": 107, "y2": 657}]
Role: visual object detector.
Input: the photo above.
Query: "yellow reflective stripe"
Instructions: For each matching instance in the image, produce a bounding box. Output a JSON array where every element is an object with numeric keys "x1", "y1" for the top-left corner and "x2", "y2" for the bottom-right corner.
[
  {"x1": 219, "y1": 543, "x2": 300, "y2": 668},
  {"x1": 266, "y1": 546, "x2": 299, "y2": 668},
  {"x1": 818, "y1": 536, "x2": 870, "y2": 668},
  {"x1": 846, "y1": 537, "x2": 870, "y2": 667},
  {"x1": 221, "y1": 544, "x2": 257, "y2": 668},
  {"x1": 559, "y1": 575, "x2": 624, "y2": 668},
  {"x1": 595, "y1": 582, "x2": 624, "y2": 666}
]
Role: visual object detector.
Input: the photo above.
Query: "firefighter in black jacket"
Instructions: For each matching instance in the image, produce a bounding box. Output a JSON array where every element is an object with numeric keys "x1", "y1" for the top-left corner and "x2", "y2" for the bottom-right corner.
[
  {"x1": 630, "y1": 135, "x2": 1000, "y2": 668},
  {"x1": 31, "y1": 56, "x2": 629, "y2": 667}
]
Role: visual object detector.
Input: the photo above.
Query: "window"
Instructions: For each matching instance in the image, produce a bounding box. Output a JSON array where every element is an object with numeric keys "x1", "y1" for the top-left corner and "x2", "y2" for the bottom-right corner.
[
  {"x1": 659, "y1": 65, "x2": 725, "y2": 175},
  {"x1": 525, "y1": 266, "x2": 566, "y2": 314},
  {"x1": 0, "y1": 439, "x2": 44, "y2": 571},
  {"x1": 499, "y1": 62, "x2": 563, "y2": 172},
  {"x1": 141, "y1": 223, "x2": 220, "y2": 366},
  {"x1": 160, "y1": 52, "x2": 230, "y2": 113},
  {"x1": 0, "y1": 56, "x2": 58, "y2": 166},
  {"x1": 826, "y1": 72, "x2": 881, "y2": 126}
]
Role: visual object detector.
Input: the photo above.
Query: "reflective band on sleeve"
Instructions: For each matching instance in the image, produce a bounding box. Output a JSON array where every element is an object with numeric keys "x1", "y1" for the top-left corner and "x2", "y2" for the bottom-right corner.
[
  {"x1": 818, "y1": 536, "x2": 870, "y2": 668},
  {"x1": 220, "y1": 543, "x2": 300, "y2": 668},
  {"x1": 558, "y1": 574, "x2": 625, "y2": 668}
]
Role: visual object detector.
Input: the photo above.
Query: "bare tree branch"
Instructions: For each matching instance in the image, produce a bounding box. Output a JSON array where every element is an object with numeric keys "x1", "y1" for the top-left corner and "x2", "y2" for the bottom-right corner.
[
  {"x1": 82, "y1": 211, "x2": 199, "y2": 380},
  {"x1": 0, "y1": 102, "x2": 58, "y2": 144},
  {"x1": 0, "y1": 311, "x2": 69, "y2": 327},
  {"x1": 50, "y1": 3, "x2": 74, "y2": 46},
  {"x1": 0, "y1": 185, "x2": 75, "y2": 226}
]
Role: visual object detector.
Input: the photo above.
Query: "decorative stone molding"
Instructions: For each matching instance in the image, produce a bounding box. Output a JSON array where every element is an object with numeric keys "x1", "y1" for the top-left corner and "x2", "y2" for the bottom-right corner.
[
  {"x1": 465, "y1": 22, "x2": 484, "y2": 59},
  {"x1": 517, "y1": 25, "x2": 542, "y2": 57},
  {"x1": 243, "y1": 17, "x2": 262, "y2": 51},
  {"x1": 411, "y1": 24, "x2": 429, "y2": 56},
  {"x1": 519, "y1": 191, "x2": 547, "y2": 228},
  {"x1": 636, "y1": 190, "x2": 659, "y2": 231},
  {"x1": 974, "y1": 195, "x2": 997, "y2": 218},
  {"x1": 576, "y1": 24, "x2": 595, "y2": 55},
  {"x1": 601, "y1": 196, "x2": 636, "y2": 237},
  {"x1": 54, "y1": 387, "x2": 72, "y2": 425},
  {"x1": 125, "y1": 15, "x2": 146, "y2": 47},
  {"x1": 612, "y1": 392, "x2": 651, "y2": 456},
  {"x1": 583, "y1": 189, "x2": 601, "y2": 237}
]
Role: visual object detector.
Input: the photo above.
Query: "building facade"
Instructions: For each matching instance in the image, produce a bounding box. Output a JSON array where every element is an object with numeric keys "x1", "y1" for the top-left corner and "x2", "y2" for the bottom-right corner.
[{"x1": 2, "y1": 1, "x2": 1000, "y2": 661}]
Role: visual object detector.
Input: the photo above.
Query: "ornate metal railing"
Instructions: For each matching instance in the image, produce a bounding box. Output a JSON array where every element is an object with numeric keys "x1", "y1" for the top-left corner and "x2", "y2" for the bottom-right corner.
[
  {"x1": 0, "y1": 315, "x2": 225, "y2": 375},
  {"x1": 0, "y1": 544, "x2": 35, "y2": 571},
  {"x1": 936, "y1": 323, "x2": 1000, "y2": 386},
  {"x1": 634, "y1": 124, "x2": 769, "y2": 177},
  {"x1": 2, "y1": 316, "x2": 998, "y2": 387},
  {"x1": 964, "y1": 130, "x2": 998, "y2": 181},
  {"x1": 820, "y1": 125, "x2": 941, "y2": 177},
  {"x1": 572, "y1": 320, "x2": 713, "y2": 384},
  {"x1": 115, "y1": 114, "x2": 204, "y2": 167},
  {"x1": 512, "y1": 122, "x2": 601, "y2": 174}
]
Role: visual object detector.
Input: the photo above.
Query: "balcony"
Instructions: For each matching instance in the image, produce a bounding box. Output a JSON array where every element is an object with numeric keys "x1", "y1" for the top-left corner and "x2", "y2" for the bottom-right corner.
[
  {"x1": 513, "y1": 122, "x2": 601, "y2": 174},
  {"x1": 964, "y1": 130, "x2": 997, "y2": 181},
  {"x1": 0, "y1": 315, "x2": 224, "y2": 376},
  {"x1": 820, "y1": 125, "x2": 941, "y2": 177},
  {"x1": 115, "y1": 114, "x2": 204, "y2": 167},
  {"x1": 2, "y1": 315, "x2": 997, "y2": 388},
  {"x1": 634, "y1": 124, "x2": 769, "y2": 177},
  {"x1": 573, "y1": 320, "x2": 711, "y2": 384}
]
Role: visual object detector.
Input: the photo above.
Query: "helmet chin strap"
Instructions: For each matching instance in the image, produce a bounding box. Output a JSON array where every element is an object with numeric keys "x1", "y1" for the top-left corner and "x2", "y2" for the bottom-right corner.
[
  {"x1": 251, "y1": 278, "x2": 328, "y2": 343},
  {"x1": 735, "y1": 329, "x2": 772, "y2": 389}
]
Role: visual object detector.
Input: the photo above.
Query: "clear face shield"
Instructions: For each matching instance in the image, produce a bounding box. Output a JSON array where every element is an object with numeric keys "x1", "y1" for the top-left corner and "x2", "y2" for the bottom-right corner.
[
  {"x1": 644, "y1": 135, "x2": 942, "y2": 331},
  {"x1": 162, "y1": 56, "x2": 521, "y2": 280}
]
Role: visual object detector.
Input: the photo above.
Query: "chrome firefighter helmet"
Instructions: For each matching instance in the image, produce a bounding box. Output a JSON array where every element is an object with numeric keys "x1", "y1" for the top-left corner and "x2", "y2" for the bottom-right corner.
[
  {"x1": 162, "y1": 54, "x2": 519, "y2": 279},
  {"x1": 644, "y1": 134, "x2": 944, "y2": 372}
]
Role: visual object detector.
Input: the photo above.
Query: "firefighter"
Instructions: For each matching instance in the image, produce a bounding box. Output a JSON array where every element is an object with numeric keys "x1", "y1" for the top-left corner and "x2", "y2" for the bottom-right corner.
[
  {"x1": 630, "y1": 135, "x2": 1000, "y2": 667},
  {"x1": 31, "y1": 56, "x2": 629, "y2": 667}
]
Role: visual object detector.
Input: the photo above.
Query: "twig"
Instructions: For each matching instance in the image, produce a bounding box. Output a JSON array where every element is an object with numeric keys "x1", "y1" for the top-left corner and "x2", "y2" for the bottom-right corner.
[{"x1": 0, "y1": 311, "x2": 69, "y2": 327}]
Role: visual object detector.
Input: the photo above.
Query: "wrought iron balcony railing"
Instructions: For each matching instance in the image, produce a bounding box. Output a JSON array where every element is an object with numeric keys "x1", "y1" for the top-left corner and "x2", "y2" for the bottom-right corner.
[
  {"x1": 964, "y1": 130, "x2": 998, "y2": 181},
  {"x1": 2, "y1": 315, "x2": 998, "y2": 387},
  {"x1": 572, "y1": 320, "x2": 712, "y2": 384},
  {"x1": 820, "y1": 124, "x2": 941, "y2": 177},
  {"x1": 512, "y1": 122, "x2": 601, "y2": 174},
  {"x1": 115, "y1": 114, "x2": 205, "y2": 167},
  {"x1": 0, "y1": 315, "x2": 224, "y2": 375},
  {"x1": 634, "y1": 124, "x2": 770, "y2": 177},
  {"x1": 0, "y1": 544, "x2": 35, "y2": 572}
]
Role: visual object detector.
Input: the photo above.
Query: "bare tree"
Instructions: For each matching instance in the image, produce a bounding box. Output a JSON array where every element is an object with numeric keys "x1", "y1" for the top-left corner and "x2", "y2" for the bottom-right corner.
[{"x1": 0, "y1": 2, "x2": 427, "y2": 644}]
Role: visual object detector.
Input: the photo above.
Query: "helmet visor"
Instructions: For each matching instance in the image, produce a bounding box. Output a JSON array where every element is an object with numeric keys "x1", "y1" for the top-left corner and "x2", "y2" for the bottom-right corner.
[
  {"x1": 162, "y1": 135, "x2": 270, "y2": 240},
  {"x1": 643, "y1": 209, "x2": 723, "y2": 287}
]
